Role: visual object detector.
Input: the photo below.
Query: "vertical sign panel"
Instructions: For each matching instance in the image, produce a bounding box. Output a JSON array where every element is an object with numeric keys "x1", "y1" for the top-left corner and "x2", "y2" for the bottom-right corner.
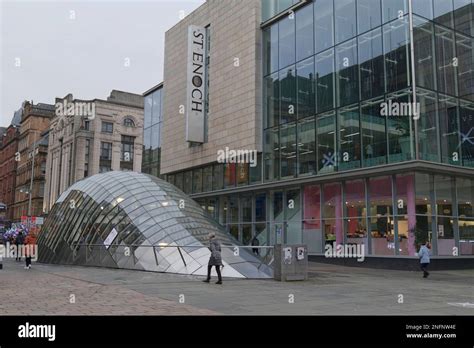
[{"x1": 186, "y1": 25, "x2": 207, "y2": 143}]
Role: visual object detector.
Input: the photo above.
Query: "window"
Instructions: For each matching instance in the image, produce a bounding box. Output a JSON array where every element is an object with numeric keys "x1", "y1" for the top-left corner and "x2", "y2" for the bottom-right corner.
[
  {"x1": 296, "y1": 3, "x2": 314, "y2": 62},
  {"x1": 456, "y1": 33, "x2": 474, "y2": 101},
  {"x1": 296, "y1": 57, "x2": 315, "y2": 119},
  {"x1": 193, "y1": 168, "x2": 203, "y2": 193},
  {"x1": 280, "y1": 65, "x2": 297, "y2": 124},
  {"x1": 123, "y1": 117, "x2": 135, "y2": 127},
  {"x1": 213, "y1": 164, "x2": 224, "y2": 191},
  {"x1": 264, "y1": 127, "x2": 280, "y2": 181},
  {"x1": 265, "y1": 72, "x2": 280, "y2": 128},
  {"x1": 382, "y1": 0, "x2": 407, "y2": 23},
  {"x1": 297, "y1": 117, "x2": 316, "y2": 175},
  {"x1": 338, "y1": 105, "x2": 361, "y2": 170},
  {"x1": 317, "y1": 111, "x2": 336, "y2": 173},
  {"x1": 438, "y1": 95, "x2": 459, "y2": 165},
  {"x1": 100, "y1": 142, "x2": 112, "y2": 160},
  {"x1": 121, "y1": 136, "x2": 134, "y2": 162},
  {"x1": 279, "y1": 16, "x2": 295, "y2": 69},
  {"x1": 361, "y1": 98, "x2": 387, "y2": 167},
  {"x1": 84, "y1": 120, "x2": 90, "y2": 131},
  {"x1": 335, "y1": 0, "x2": 356, "y2": 44},
  {"x1": 435, "y1": 25, "x2": 457, "y2": 96},
  {"x1": 387, "y1": 91, "x2": 414, "y2": 163},
  {"x1": 454, "y1": 0, "x2": 474, "y2": 36},
  {"x1": 359, "y1": 28, "x2": 384, "y2": 101},
  {"x1": 358, "y1": 0, "x2": 381, "y2": 34},
  {"x1": 433, "y1": 0, "x2": 454, "y2": 28},
  {"x1": 263, "y1": 25, "x2": 279, "y2": 76},
  {"x1": 280, "y1": 122, "x2": 297, "y2": 178},
  {"x1": 417, "y1": 89, "x2": 439, "y2": 161},
  {"x1": 314, "y1": 0, "x2": 334, "y2": 53},
  {"x1": 413, "y1": 17, "x2": 435, "y2": 90},
  {"x1": 336, "y1": 38, "x2": 358, "y2": 107},
  {"x1": 316, "y1": 48, "x2": 335, "y2": 113},
  {"x1": 101, "y1": 121, "x2": 113, "y2": 133},
  {"x1": 383, "y1": 17, "x2": 410, "y2": 93},
  {"x1": 203, "y1": 166, "x2": 213, "y2": 192}
]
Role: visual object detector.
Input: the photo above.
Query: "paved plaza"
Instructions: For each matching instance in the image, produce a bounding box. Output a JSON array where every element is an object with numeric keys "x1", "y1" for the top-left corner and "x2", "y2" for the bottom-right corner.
[{"x1": 0, "y1": 258, "x2": 472, "y2": 315}]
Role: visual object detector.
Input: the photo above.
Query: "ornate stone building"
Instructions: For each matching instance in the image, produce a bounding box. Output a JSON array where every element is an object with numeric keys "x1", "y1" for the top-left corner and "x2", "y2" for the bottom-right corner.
[{"x1": 43, "y1": 90, "x2": 144, "y2": 213}]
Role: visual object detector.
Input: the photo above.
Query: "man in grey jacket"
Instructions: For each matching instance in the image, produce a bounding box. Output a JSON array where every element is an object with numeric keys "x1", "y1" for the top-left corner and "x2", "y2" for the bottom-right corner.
[
  {"x1": 203, "y1": 233, "x2": 223, "y2": 284},
  {"x1": 418, "y1": 241, "x2": 431, "y2": 278}
]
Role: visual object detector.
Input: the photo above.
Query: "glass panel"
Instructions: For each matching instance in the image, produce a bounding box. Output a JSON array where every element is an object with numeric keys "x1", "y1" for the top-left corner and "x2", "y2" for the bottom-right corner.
[
  {"x1": 357, "y1": 0, "x2": 381, "y2": 34},
  {"x1": 279, "y1": 16, "x2": 296, "y2": 69},
  {"x1": 273, "y1": 191, "x2": 284, "y2": 222},
  {"x1": 460, "y1": 100, "x2": 474, "y2": 167},
  {"x1": 202, "y1": 166, "x2": 213, "y2": 192},
  {"x1": 286, "y1": 189, "x2": 301, "y2": 222},
  {"x1": 386, "y1": 91, "x2": 414, "y2": 163},
  {"x1": 255, "y1": 193, "x2": 267, "y2": 222},
  {"x1": 323, "y1": 183, "x2": 343, "y2": 244},
  {"x1": 395, "y1": 174, "x2": 417, "y2": 256},
  {"x1": 438, "y1": 95, "x2": 460, "y2": 165},
  {"x1": 280, "y1": 65, "x2": 297, "y2": 124},
  {"x1": 361, "y1": 98, "x2": 387, "y2": 166},
  {"x1": 417, "y1": 89, "x2": 439, "y2": 161},
  {"x1": 296, "y1": 57, "x2": 315, "y2": 119},
  {"x1": 297, "y1": 116, "x2": 316, "y2": 175},
  {"x1": 296, "y1": 3, "x2": 314, "y2": 61},
  {"x1": 264, "y1": 72, "x2": 280, "y2": 128},
  {"x1": 229, "y1": 196, "x2": 239, "y2": 224},
  {"x1": 358, "y1": 28, "x2": 384, "y2": 100},
  {"x1": 435, "y1": 25, "x2": 457, "y2": 96},
  {"x1": 303, "y1": 185, "x2": 322, "y2": 252},
  {"x1": 335, "y1": 0, "x2": 356, "y2": 44},
  {"x1": 241, "y1": 194, "x2": 252, "y2": 222},
  {"x1": 435, "y1": 175, "x2": 454, "y2": 216},
  {"x1": 250, "y1": 153, "x2": 262, "y2": 184},
  {"x1": 280, "y1": 122, "x2": 297, "y2": 178},
  {"x1": 219, "y1": 196, "x2": 227, "y2": 225},
  {"x1": 382, "y1": 0, "x2": 407, "y2": 23},
  {"x1": 454, "y1": 0, "x2": 474, "y2": 36},
  {"x1": 415, "y1": 172, "x2": 432, "y2": 216},
  {"x1": 192, "y1": 168, "x2": 202, "y2": 194},
  {"x1": 183, "y1": 171, "x2": 192, "y2": 194},
  {"x1": 457, "y1": 177, "x2": 474, "y2": 218},
  {"x1": 459, "y1": 218, "x2": 474, "y2": 255},
  {"x1": 338, "y1": 104, "x2": 361, "y2": 170},
  {"x1": 264, "y1": 127, "x2": 280, "y2": 181},
  {"x1": 413, "y1": 16, "x2": 435, "y2": 90},
  {"x1": 433, "y1": 0, "x2": 454, "y2": 28},
  {"x1": 456, "y1": 34, "x2": 474, "y2": 101},
  {"x1": 336, "y1": 38, "x2": 358, "y2": 107},
  {"x1": 212, "y1": 164, "x2": 224, "y2": 191},
  {"x1": 237, "y1": 163, "x2": 249, "y2": 186},
  {"x1": 242, "y1": 225, "x2": 252, "y2": 245},
  {"x1": 314, "y1": 0, "x2": 334, "y2": 53},
  {"x1": 229, "y1": 225, "x2": 239, "y2": 241},
  {"x1": 224, "y1": 163, "x2": 236, "y2": 188},
  {"x1": 317, "y1": 111, "x2": 336, "y2": 173},
  {"x1": 369, "y1": 176, "x2": 394, "y2": 255},
  {"x1": 412, "y1": 0, "x2": 433, "y2": 19},
  {"x1": 263, "y1": 25, "x2": 279, "y2": 76},
  {"x1": 315, "y1": 48, "x2": 335, "y2": 112},
  {"x1": 383, "y1": 17, "x2": 410, "y2": 93},
  {"x1": 144, "y1": 95, "x2": 152, "y2": 128}
]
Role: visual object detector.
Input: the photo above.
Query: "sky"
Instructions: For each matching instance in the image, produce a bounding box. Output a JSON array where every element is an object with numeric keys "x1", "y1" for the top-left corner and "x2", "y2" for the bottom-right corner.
[{"x1": 0, "y1": 0, "x2": 206, "y2": 127}]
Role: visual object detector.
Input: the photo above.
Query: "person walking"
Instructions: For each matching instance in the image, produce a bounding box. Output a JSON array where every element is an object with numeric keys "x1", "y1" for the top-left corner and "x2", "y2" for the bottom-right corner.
[
  {"x1": 24, "y1": 231, "x2": 37, "y2": 270},
  {"x1": 15, "y1": 232, "x2": 24, "y2": 262},
  {"x1": 203, "y1": 233, "x2": 223, "y2": 284},
  {"x1": 418, "y1": 241, "x2": 431, "y2": 278},
  {"x1": 251, "y1": 236, "x2": 260, "y2": 255}
]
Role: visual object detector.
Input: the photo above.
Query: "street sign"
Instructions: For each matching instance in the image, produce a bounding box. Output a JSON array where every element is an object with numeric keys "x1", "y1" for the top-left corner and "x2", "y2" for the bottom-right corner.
[{"x1": 36, "y1": 217, "x2": 44, "y2": 225}]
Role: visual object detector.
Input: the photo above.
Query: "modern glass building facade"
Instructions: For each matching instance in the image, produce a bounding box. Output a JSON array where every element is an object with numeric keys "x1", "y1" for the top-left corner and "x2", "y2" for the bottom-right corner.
[
  {"x1": 142, "y1": 83, "x2": 164, "y2": 177},
  {"x1": 37, "y1": 171, "x2": 271, "y2": 278},
  {"x1": 163, "y1": 0, "x2": 474, "y2": 260}
]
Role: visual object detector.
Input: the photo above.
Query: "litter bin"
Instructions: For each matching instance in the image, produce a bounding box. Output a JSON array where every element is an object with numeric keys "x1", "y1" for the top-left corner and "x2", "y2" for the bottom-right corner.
[{"x1": 274, "y1": 244, "x2": 308, "y2": 281}]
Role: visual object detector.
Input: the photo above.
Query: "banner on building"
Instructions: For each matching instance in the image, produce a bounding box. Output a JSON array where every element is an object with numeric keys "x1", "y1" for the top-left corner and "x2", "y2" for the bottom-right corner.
[{"x1": 186, "y1": 25, "x2": 207, "y2": 143}]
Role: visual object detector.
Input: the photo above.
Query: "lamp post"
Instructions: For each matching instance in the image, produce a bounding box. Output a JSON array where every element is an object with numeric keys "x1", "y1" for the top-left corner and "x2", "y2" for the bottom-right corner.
[{"x1": 27, "y1": 133, "x2": 38, "y2": 228}]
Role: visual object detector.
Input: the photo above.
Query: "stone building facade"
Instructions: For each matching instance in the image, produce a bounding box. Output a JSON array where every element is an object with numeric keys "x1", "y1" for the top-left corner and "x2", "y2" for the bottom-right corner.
[{"x1": 44, "y1": 90, "x2": 144, "y2": 212}]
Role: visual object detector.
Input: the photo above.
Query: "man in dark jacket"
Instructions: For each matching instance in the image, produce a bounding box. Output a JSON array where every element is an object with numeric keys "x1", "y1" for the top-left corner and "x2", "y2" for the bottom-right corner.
[
  {"x1": 15, "y1": 232, "x2": 24, "y2": 262},
  {"x1": 203, "y1": 233, "x2": 223, "y2": 284}
]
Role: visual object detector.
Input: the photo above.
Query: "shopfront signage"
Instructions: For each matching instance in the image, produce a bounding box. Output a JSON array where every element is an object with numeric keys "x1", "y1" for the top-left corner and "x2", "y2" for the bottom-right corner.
[{"x1": 186, "y1": 25, "x2": 207, "y2": 143}]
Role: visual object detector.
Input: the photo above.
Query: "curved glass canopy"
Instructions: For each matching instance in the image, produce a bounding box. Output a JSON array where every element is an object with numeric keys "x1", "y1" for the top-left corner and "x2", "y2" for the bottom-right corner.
[{"x1": 38, "y1": 171, "x2": 272, "y2": 278}]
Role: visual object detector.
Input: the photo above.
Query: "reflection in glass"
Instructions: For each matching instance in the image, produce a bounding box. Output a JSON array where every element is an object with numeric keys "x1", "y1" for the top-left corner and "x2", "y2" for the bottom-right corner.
[
  {"x1": 316, "y1": 49, "x2": 335, "y2": 112},
  {"x1": 338, "y1": 105, "x2": 361, "y2": 170},
  {"x1": 336, "y1": 39, "x2": 358, "y2": 107},
  {"x1": 359, "y1": 28, "x2": 384, "y2": 100},
  {"x1": 361, "y1": 98, "x2": 387, "y2": 167},
  {"x1": 317, "y1": 111, "x2": 336, "y2": 173}
]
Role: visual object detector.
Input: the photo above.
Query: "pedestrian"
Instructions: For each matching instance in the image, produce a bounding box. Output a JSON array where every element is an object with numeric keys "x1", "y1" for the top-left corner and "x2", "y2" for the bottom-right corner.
[
  {"x1": 251, "y1": 236, "x2": 260, "y2": 255},
  {"x1": 24, "y1": 231, "x2": 37, "y2": 270},
  {"x1": 203, "y1": 232, "x2": 223, "y2": 284},
  {"x1": 418, "y1": 241, "x2": 431, "y2": 278},
  {"x1": 15, "y1": 232, "x2": 24, "y2": 262}
]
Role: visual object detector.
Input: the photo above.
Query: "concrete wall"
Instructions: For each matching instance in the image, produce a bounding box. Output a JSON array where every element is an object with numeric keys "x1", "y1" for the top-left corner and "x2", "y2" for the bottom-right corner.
[{"x1": 161, "y1": 0, "x2": 262, "y2": 174}]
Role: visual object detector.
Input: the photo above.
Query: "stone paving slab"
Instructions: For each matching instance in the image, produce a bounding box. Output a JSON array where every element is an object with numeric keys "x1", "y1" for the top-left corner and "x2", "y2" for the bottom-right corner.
[{"x1": 0, "y1": 259, "x2": 472, "y2": 315}]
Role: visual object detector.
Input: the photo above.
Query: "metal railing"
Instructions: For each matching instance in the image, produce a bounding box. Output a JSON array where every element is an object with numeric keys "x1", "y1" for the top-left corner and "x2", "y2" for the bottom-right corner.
[{"x1": 70, "y1": 242, "x2": 274, "y2": 270}]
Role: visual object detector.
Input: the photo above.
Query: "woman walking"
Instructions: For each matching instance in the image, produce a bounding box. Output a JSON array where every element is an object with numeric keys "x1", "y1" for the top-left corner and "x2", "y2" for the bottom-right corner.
[
  {"x1": 203, "y1": 233, "x2": 223, "y2": 284},
  {"x1": 418, "y1": 241, "x2": 431, "y2": 278}
]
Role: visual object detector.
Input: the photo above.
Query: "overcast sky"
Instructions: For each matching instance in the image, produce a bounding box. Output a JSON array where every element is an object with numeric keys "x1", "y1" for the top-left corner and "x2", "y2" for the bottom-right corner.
[{"x1": 0, "y1": 0, "x2": 206, "y2": 127}]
